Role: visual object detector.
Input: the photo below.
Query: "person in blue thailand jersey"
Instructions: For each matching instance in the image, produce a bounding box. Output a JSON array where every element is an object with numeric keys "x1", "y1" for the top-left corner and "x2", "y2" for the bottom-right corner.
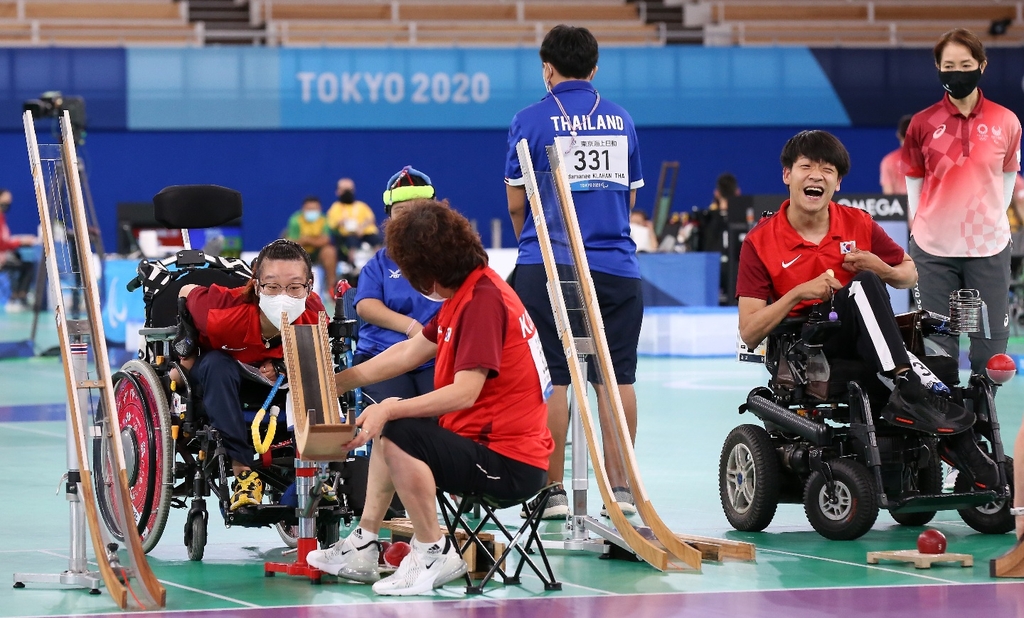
[
  {"x1": 353, "y1": 166, "x2": 444, "y2": 403},
  {"x1": 505, "y1": 24, "x2": 644, "y2": 520}
]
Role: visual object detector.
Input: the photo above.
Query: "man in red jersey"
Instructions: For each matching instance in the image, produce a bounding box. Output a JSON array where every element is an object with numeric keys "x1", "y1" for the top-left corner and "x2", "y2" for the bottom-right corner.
[
  {"x1": 903, "y1": 28, "x2": 1023, "y2": 374},
  {"x1": 737, "y1": 130, "x2": 998, "y2": 491},
  {"x1": 307, "y1": 200, "x2": 553, "y2": 597},
  {"x1": 177, "y1": 239, "x2": 326, "y2": 510}
]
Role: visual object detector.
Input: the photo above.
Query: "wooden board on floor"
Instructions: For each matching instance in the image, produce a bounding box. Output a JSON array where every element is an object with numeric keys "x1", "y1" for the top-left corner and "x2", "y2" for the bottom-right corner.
[{"x1": 868, "y1": 549, "x2": 973, "y2": 569}]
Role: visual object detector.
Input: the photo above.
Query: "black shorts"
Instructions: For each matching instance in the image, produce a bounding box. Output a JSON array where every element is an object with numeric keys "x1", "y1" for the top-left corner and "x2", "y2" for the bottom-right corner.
[
  {"x1": 381, "y1": 418, "x2": 546, "y2": 502},
  {"x1": 512, "y1": 263, "x2": 642, "y2": 385}
]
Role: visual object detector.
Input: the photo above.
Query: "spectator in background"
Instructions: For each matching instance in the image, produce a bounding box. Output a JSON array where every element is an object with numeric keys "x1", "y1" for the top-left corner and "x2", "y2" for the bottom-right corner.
[
  {"x1": 0, "y1": 189, "x2": 39, "y2": 313},
  {"x1": 880, "y1": 115, "x2": 912, "y2": 195},
  {"x1": 629, "y1": 208, "x2": 658, "y2": 253},
  {"x1": 327, "y1": 178, "x2": 381, "y2": 263},
  {"x1": 700, "y1": 173, "x2": 739, "y2": 304},
  {"x1": 284, "y1": 196, "x2": 339, "y2": 296},
  {"x1": 903, "y1": 28, "x2": 1022, "y2": 374}
]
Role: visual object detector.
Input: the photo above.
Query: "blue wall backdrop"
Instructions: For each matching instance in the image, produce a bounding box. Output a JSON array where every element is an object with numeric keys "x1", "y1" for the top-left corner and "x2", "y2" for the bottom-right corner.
[{"x1": 0, "y1": 46, "x2": 1020, "y2": 253}]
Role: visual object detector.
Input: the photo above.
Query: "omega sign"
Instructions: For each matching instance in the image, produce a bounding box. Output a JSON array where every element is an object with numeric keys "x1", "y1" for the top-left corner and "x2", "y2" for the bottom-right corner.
[{"x1": 835, "y1": 195, "x2": 907, "y2": 222}]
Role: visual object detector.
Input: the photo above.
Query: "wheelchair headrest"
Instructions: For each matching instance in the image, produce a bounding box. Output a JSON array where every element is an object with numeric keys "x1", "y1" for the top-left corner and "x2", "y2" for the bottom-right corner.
[{"x1": 153, "y1": 185, "x2": 242, "y2": 229}]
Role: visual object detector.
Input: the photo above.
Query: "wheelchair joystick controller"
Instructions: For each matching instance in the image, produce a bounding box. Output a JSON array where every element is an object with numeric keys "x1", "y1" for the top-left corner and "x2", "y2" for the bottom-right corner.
[{"x1": 825, "y1": 270, "x2": 838, "y2": 322}]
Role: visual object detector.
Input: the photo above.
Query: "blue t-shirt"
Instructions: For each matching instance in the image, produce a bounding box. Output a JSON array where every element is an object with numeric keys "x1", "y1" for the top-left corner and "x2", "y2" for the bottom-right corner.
[
  {"x1": 505, "y1": 80, "x2": 644, "y2": 279},
  {"x1": 354, "y1": 250, "x2": 443, "y2": 365}
]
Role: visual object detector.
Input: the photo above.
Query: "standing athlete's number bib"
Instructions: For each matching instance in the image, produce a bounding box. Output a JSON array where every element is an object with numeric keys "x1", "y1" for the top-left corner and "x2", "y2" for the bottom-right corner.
[{"x1": 555, "y1": 135, "x2": 630, "y2": 191}]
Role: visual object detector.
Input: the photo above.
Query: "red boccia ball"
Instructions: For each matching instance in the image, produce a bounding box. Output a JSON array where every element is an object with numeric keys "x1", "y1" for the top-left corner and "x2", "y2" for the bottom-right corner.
[
  {"x1": 986, "y1": 354, "x2": 1017, "y2": 384},
  {"x1": 383, "y1": 541, "x2": 412, "y2": 568},
  {"x1": 917, "y1": 529, "x2": 947, "y2": 555}
]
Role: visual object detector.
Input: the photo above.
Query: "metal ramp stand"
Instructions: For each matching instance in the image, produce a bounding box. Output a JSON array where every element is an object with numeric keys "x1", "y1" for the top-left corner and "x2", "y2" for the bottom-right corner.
[{"x1": 542, "y1": 338, "x2": 636, "y2": 560}]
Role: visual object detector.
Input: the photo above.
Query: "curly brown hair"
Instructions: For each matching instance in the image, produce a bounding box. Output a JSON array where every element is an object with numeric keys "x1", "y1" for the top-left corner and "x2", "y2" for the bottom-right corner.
[{"x1": 385, "y1": 200, "x2": 488, "y2": 293}]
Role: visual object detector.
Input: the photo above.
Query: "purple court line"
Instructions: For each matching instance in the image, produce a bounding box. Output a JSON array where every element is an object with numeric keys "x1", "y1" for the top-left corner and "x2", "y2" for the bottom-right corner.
[
  {"x1": 0, "y1": 403, "x2": 66, "y2": 422},
  {"x1": 74, "y1": 582, "x2": 1024, "y2": 618}
]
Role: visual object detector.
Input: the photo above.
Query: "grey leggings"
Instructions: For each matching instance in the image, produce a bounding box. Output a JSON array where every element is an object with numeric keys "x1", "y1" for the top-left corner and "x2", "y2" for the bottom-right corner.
[{"x1": 908, "y1": 238, "x2": 1011, "y2": 375}]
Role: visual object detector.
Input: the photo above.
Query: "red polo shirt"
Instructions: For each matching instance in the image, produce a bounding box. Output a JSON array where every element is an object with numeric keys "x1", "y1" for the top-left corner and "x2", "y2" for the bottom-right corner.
[
  {"x1": 736, "y1": 200, "x2": 905, "y2": 316},
  {"x1": 424, "y1": 265, "x2": 553, "y2": 470},
  {"x1": 902, "y1": 89, "x2": 1022, "y2": 257},
  {"x1": 186, "y1": 284, "x2": 325, "y2": 365}
]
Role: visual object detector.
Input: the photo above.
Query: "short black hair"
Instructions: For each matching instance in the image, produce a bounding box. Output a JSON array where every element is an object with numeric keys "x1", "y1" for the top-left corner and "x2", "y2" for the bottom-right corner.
[
  {"x1": 302, "y1": 195, "x2": 321, "y2": 205},
  {"x1": 897, "y1": 114, "x2": 913, "y2": 139},
  {"x1": 716, "y1": 173, "x2": 738, "y2": 198},
  {"x1": 540, "y1": 25, "x2": 599, "y2": 79},
  {"x1": 779, "y1": 130, "x2": 851, "y2": 178}
]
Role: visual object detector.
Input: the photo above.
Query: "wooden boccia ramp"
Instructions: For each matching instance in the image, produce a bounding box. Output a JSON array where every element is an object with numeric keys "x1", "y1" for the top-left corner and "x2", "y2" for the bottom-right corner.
[
  {"x1": 991, "y1": 537, "x2": 1024, "y2": 577},
  {"x1": 516, "y1": 138, "x2": 754, "y2": 571},
  {"x1": 19, "y1": 110, "x2": 165, "y2": 610},
  {"x1": 281, "y1": 313, "x2": 355, "y2": 461}
]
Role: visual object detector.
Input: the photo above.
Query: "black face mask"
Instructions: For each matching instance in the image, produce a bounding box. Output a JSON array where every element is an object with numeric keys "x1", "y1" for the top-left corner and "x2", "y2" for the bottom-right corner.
[
  {"x1": 938, "y1": 68, "x2": 982, "y2": 101},
  {"x1": 0, "y1": 202, "x2": 9, "y2": 214},
  {"x1": 337, "y1": 190, "x2": 355, "y2": 204}
]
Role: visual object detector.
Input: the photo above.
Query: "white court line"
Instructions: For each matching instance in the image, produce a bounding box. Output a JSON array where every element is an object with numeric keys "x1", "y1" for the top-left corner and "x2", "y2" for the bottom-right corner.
[
  {"x1": 0, "y1": 424, "x2": 63, "y2": 438},
  {"x1": 35, "y1": 550, "x2": 259, "y2": 608},
  {"x1": 757, "y1": 547, "x2": 959, "y2": 584},
  {"x1": 0, "y1": 548, "x2": 64, "y2": 553},
  {"x1": 158, "y1": 579, "x2": 260, "y2": 608}
]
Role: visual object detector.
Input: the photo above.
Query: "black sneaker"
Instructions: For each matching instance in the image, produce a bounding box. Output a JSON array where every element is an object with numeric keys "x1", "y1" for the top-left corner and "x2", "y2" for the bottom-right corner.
[
  {"x1": 520, "y1": 486, "x2": 568, "y2": 520},
  {"x1": 880, "y1": 372, "x2": 974, "y2": 435},
  {"x1": 939, "y1": 432, "x2": 1000, "y2": 491}
]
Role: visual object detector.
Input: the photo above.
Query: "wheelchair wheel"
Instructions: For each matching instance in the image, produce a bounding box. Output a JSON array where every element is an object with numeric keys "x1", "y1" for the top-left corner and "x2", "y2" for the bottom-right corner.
[
  {"x1": 804, "y1": 458, "x2": 878, "y2": 540},
  {"x1": 890, "y1": 450, "x2": 943, "y2": 527},
  {"x1": 185, "y1": 510, "x2": 207, "y2": 562},
  {"x1": 719, "y1": 425, "x2": 781, "y2": 532},
  {"x1": 956, "y1": 455, "x2": 1015, "y2": 534},
  {"x1": 96, "y1": 360, "x2": 173, "y2": 554}
]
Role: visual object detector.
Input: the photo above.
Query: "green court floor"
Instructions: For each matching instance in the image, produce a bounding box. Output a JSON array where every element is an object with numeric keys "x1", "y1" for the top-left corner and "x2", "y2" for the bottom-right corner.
[{"x1": 0, "y1": 332, "x2": 1022, "y2": 616}]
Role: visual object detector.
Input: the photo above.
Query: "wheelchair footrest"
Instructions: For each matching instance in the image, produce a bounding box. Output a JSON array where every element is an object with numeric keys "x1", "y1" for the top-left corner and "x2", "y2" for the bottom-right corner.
[
  {"x1": 888, "y1": 490, "x2": 1002, "y2": 514},
  {"x1": 226, "y1": 503, "x2": 341, "y2": 528}
]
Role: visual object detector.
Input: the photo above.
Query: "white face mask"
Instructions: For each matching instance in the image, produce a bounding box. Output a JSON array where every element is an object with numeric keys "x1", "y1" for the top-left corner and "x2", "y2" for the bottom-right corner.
[
  {"x1": 420, "y1": 284, "x2": 444, "y2": 302},
  {"x1": 259, "y1": 293, "x2": 307, "y2": 330}
]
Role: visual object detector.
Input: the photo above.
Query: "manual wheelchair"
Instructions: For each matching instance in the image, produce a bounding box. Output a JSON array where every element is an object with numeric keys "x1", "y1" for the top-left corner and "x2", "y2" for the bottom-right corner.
[
  {"x1": 93, "y1": 186, "x2": 363, "y2": 561},
  {"x1": 720, "y1": 305, "x2": 1016, "y2": 541}
]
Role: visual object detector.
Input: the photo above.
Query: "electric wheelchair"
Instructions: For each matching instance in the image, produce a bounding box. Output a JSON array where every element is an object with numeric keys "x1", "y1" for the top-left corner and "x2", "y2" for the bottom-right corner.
[
  {"x1": 719, "y1": 305, "x2": 1015, "y2": 541},
  {"x1": 94, "y1": 186, "x2": 363, "y2": 561}
]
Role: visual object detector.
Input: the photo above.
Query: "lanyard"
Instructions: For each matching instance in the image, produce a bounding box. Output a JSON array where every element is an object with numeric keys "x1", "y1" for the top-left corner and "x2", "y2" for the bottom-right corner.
[{"x1": 549, "y1": 86, "x2": 601, "y2": 151}]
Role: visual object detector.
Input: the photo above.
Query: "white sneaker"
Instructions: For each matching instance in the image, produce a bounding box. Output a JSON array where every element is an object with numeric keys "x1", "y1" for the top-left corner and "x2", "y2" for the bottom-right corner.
[
  {"x1": 943, "y1": 467, "x2": 959, "y2": 491},
  {"x1": 371, "y1": 537, "x2": 468, "y2": 596},
  {"x1": 306, "y1": 529, "x2": 381, "y2": 583}
]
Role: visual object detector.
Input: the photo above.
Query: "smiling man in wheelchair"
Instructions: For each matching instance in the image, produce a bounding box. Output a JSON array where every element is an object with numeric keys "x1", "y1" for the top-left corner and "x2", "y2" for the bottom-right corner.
[
  {"x1": 175, "y1": 239, "x2": 326, "y2": 511},
  {"x1": 736, "y1": 130, "x2": 999, "y2": 499}
]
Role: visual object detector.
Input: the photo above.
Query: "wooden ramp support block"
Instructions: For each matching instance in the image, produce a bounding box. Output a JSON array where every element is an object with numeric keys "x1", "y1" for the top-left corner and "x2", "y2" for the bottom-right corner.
[
  {"x1": 675, "y1": 534, "x2": 756, "y2": 562},
  {"x1": 867, "y1": 550, "x2": 973, "y2": 569},
  {"x1": 990, "y1": 537, "x2": 1024, "y2": 578}
]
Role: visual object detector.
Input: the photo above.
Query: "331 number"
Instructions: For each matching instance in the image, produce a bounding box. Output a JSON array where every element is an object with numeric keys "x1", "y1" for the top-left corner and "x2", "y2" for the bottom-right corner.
[{"x1": 573, "y1": 149, "x2": 609, "y2": 171}]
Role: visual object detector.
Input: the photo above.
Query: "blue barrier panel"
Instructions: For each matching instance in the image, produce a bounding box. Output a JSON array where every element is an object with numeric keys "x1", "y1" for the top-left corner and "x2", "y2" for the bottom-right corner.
[{"x1": 638, "y1": 252, "x2": 720, "y2": 307}]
